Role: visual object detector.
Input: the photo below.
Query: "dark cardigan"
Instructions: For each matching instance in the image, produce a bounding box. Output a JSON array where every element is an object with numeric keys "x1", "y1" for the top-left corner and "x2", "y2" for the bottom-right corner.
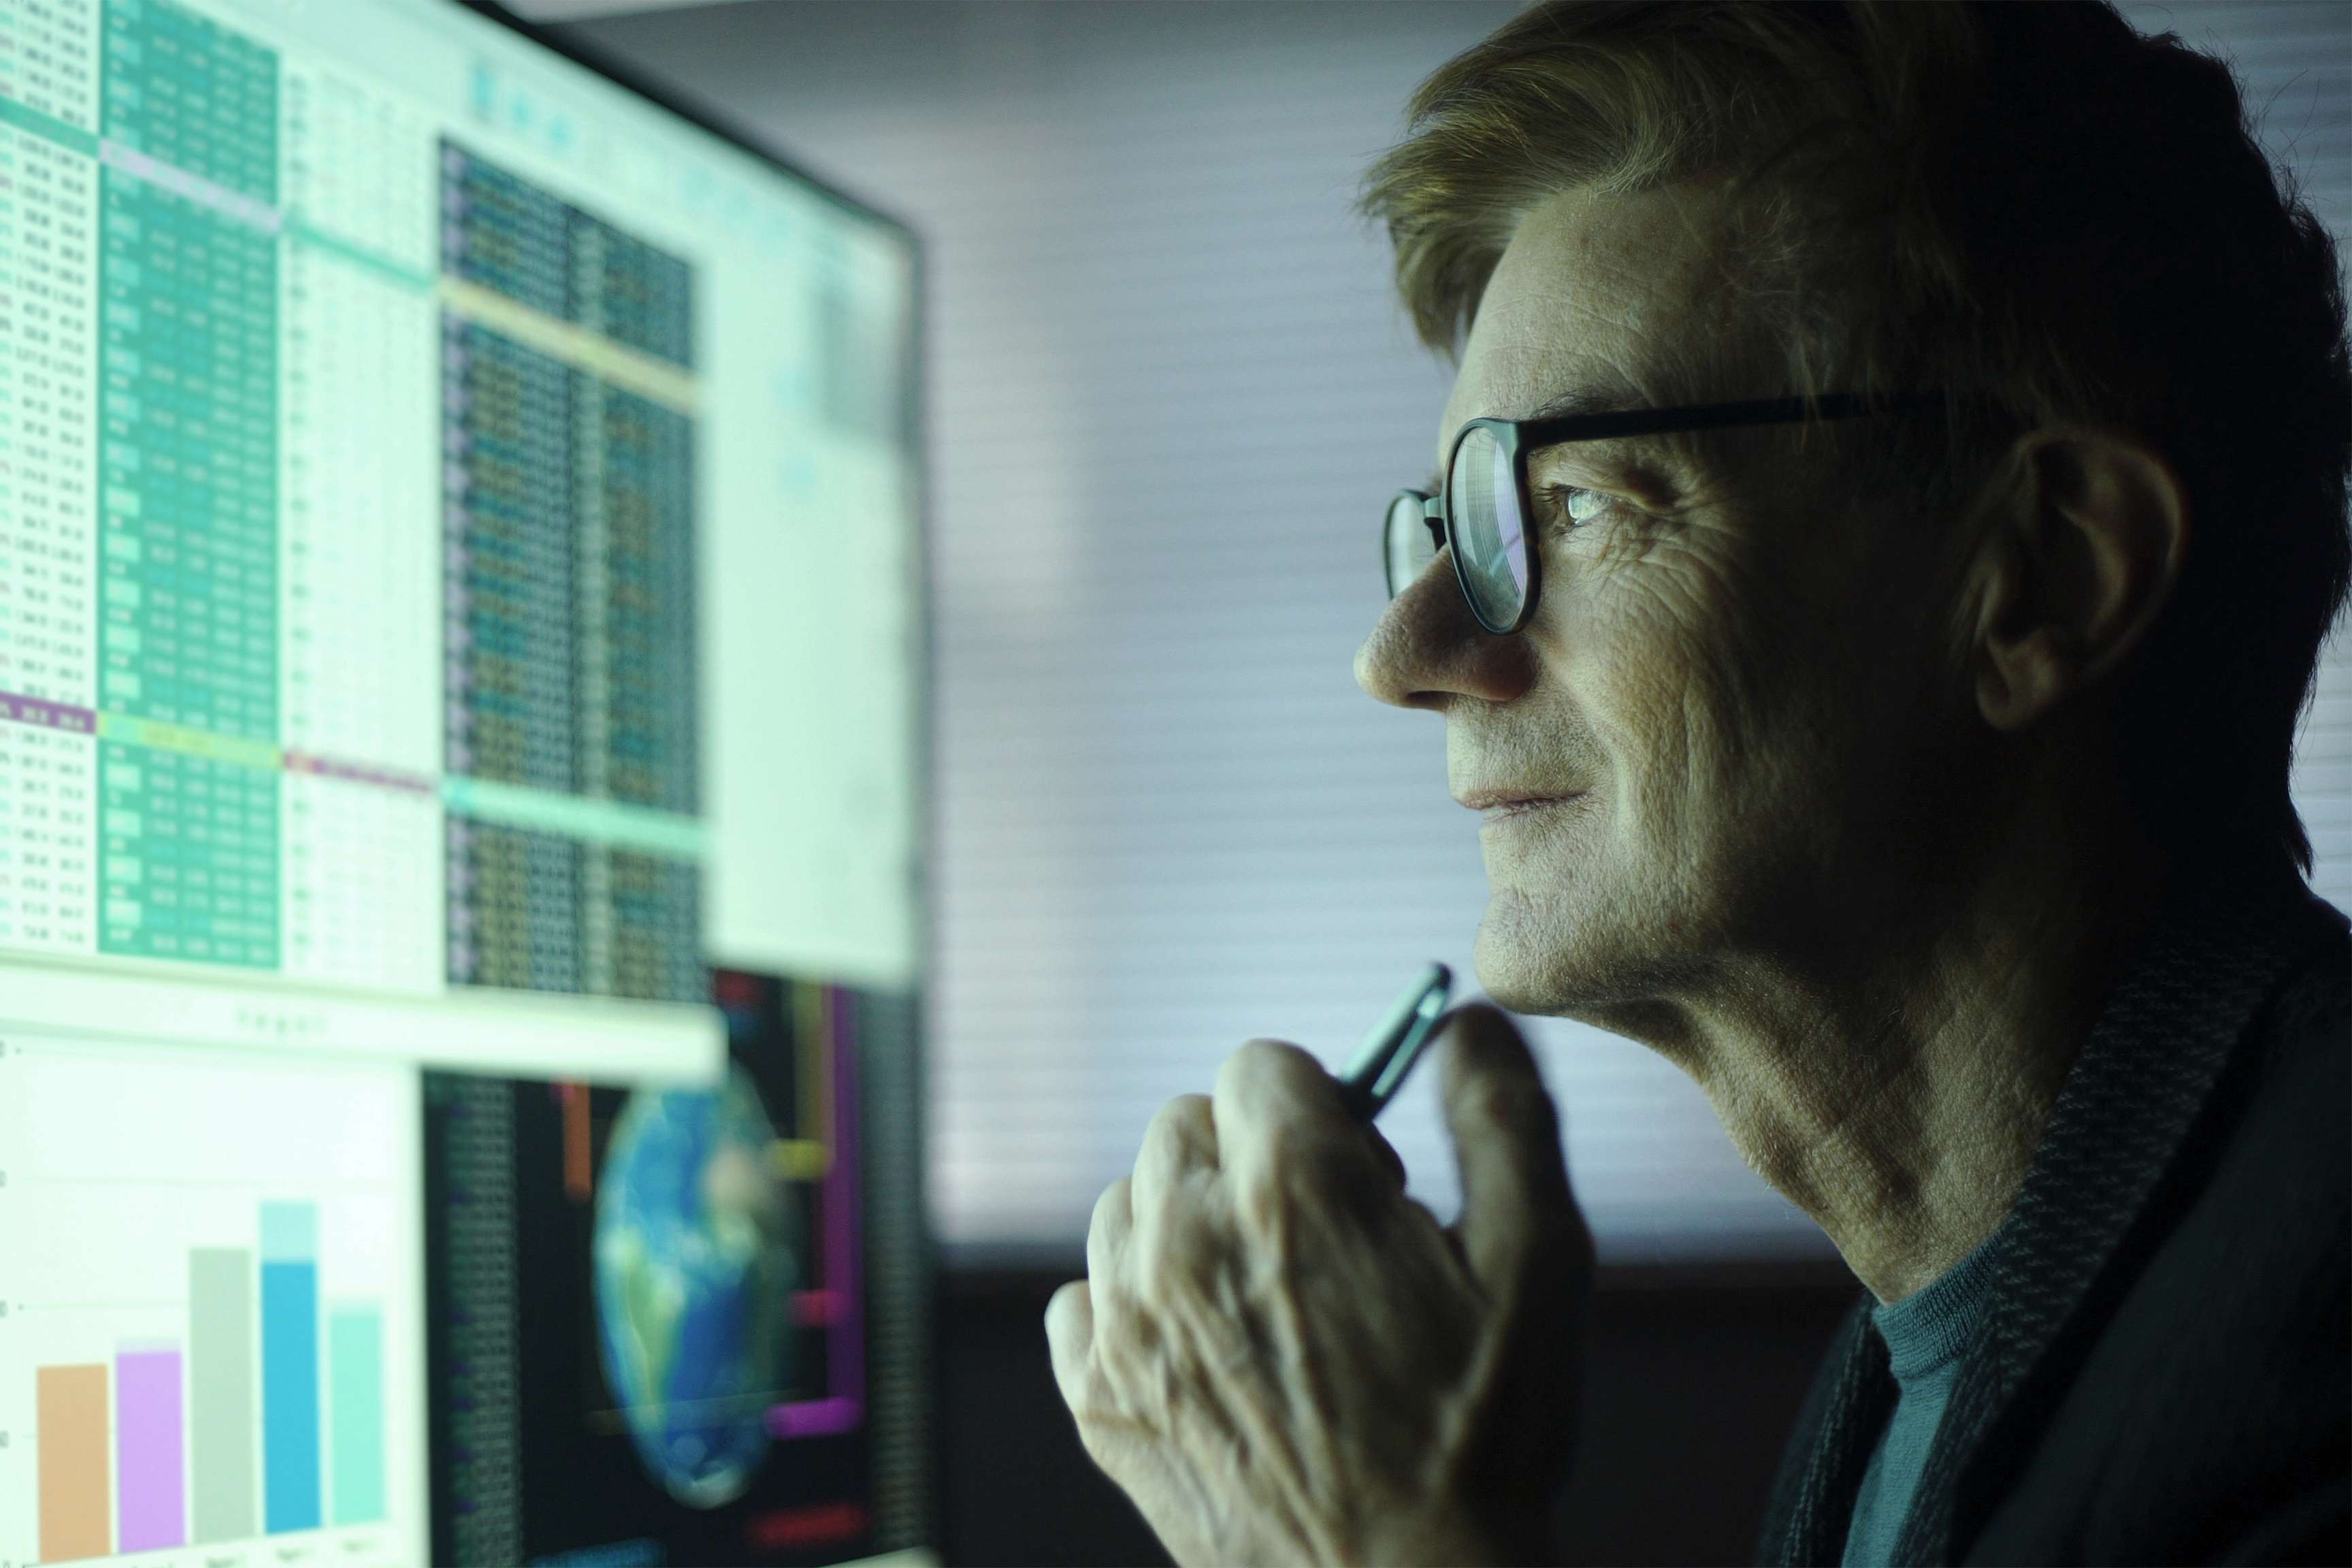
[{"x1": 1755, "y1": 862, "x2": 2351, "y2": 1566}]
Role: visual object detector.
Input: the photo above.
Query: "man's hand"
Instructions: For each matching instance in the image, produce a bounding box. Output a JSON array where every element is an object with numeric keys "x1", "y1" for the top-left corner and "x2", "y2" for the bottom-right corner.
[{"x1": 1044, "y1": 1005, "x2": 1595, "y2": 1567}]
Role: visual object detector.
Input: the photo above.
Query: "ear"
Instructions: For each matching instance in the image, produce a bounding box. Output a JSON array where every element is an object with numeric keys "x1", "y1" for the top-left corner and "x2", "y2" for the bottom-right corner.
[{"x1": 1966, "y1": 429, "x2": 2190, "y2": 733}]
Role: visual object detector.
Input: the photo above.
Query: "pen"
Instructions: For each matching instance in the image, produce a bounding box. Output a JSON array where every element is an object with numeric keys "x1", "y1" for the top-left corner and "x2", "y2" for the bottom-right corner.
[{"x1": 1335, "y1": 961, "x2": 1453, "y2": 1122}]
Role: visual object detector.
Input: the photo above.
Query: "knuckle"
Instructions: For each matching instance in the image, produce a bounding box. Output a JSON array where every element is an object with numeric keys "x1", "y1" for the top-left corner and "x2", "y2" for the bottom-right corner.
[
  {"x1": 1089, "y1": 1177, "x2": 1131, "y2": 1240},
  {"x1": 1233, "y1": 1126, "x2": 1326, "y2": 1224},
  {"x1": 1102, "y1": 1295, "x2": 1164, "y2": 1359},
  {"x1": 1143, "y1": 1093, "x2": 1213, "y2": 1155},
  {"x1": 1216, "y1": 1036, "x2": 1313, "y2": 1100},
  {"x1": 1137, "y1": 1209, "x2": 1221, "y2": 1300}
]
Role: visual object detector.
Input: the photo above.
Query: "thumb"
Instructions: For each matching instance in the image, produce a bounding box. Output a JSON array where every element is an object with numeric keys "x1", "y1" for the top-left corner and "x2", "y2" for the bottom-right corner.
[{"x1": 1439, "y1": 1004, "x2": 1581, "y2": 1291}]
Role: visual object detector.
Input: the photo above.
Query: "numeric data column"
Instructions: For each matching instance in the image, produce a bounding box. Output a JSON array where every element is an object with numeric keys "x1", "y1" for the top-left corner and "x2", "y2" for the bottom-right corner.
[{"x1": 0, "y1": 0, "x2": 102, "y2": 956}]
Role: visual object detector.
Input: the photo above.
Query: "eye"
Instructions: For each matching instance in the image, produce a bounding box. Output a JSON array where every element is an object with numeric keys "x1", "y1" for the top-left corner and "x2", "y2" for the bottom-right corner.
[{"x1": 1539, "y1": 485, "x2": 1615, "y2": 529}]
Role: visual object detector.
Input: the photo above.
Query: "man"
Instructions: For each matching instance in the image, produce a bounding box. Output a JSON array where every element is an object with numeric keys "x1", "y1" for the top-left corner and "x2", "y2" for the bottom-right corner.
[{"x1": 1044, "y1": 3, "x2": 2351, "y2": 1563}]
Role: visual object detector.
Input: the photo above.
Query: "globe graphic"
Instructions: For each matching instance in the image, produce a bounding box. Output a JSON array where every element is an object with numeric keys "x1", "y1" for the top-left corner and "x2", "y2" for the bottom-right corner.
[{"x1": 594, "y1": 1064, "x2": 801, "y2": 1507}]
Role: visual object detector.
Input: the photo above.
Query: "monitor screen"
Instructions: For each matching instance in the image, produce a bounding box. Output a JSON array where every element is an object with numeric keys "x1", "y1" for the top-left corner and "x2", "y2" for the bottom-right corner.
[{"x1": 0, "y1": 0, "x2": 930, "y2": 1561}]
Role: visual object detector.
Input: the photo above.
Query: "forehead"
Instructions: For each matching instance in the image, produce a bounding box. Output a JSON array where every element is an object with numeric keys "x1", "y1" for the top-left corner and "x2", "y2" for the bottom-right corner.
[{"x1": 1437, "y1": 182, "x2": 1750, "y2": 469}]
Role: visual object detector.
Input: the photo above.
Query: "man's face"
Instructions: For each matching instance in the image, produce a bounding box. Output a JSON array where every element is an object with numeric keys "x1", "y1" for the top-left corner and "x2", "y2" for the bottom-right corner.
[{"x1": 1356, "y1": 184, "x2": 1966, "y2": 1024}]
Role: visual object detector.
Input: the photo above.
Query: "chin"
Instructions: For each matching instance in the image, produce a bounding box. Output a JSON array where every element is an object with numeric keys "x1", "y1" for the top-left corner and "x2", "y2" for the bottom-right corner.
[
  {"x1": 1472, "y1": 885, "x2": 1603, "y2": 1015},
  {"x1": 1472, "y1": 862, "x2": 1705, "y2": 1022}
]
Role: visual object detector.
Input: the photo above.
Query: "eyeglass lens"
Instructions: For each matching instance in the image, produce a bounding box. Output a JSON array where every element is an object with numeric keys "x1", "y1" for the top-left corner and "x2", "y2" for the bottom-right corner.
[
  {"x1": 1385, "y1": 492, "x2": 1437, "y2": 598},
  {"x1": 1448, "y1": 426, "x2": 1528, "y2": 628}
]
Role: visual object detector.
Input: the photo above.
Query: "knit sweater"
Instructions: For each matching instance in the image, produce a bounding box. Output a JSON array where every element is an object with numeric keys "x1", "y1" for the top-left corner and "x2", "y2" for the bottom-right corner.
[
  {"x1": 1755, "y1": 859, "x2": 2351, "y2": 1565},
  {"x1": 1840, "y1": 1229, "x2": 2004, "y2": 1566}
]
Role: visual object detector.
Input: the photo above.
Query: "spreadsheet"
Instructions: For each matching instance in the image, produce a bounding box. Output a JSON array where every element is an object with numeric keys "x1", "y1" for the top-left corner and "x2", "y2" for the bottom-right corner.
[{"x1": 0, "y1": 0, "x2": 924, "y2": 1034}]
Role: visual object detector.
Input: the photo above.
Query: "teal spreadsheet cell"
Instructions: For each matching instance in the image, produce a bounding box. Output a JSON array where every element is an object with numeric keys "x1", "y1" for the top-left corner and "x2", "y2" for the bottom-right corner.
[
  {"x1": 99, "y1": 740, "x2": 280, "y2": 966},
  {"x1": 99, "y1": 174, "x2": 278, "y2": 742},
  {"x1": 91, "y1": 0, "x2": 284, "y2": 975},
  {"x1": 103, "y1": 0, "x2": 279, "y2": 205}
]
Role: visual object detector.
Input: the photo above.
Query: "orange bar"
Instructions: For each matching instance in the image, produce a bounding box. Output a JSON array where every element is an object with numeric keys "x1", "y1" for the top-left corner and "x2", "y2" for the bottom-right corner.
[{"x1": 38, "y1": 1363, "x2": 112, "y2": 1563}]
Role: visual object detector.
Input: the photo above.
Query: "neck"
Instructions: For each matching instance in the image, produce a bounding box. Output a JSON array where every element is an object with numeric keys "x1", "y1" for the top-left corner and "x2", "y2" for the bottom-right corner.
[{"x1": 1634, "y1": 800, "x2": 2170, "y2": 1305}]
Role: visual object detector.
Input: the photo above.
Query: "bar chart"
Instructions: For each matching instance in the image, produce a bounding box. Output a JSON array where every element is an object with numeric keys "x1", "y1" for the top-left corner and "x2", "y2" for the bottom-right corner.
[{"x1": 0, "y1": 1026, "x2": 425, "y2": 1565}]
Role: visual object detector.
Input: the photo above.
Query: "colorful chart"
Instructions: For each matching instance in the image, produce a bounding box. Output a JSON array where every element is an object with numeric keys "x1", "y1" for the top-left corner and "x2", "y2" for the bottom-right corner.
[{"x1": 0, "y1": 1032, "x2": 426, "y2": 1565}]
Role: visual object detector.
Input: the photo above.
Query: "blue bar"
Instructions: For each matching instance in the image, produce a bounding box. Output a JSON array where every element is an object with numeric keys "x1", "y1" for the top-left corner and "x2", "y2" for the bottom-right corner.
[{"x1": 260, "y1": 1203, "x2": 321, "y2": 1533}]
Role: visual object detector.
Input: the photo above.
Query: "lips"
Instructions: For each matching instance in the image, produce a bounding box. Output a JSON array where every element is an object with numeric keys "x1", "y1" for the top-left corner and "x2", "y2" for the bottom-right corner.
[
  {"x1": 1455, "y1": 788, "x2": 1583, "y2": 813},
  {"x1": 1478, "y1": 798, "x2": 1581, "y2": 829}
]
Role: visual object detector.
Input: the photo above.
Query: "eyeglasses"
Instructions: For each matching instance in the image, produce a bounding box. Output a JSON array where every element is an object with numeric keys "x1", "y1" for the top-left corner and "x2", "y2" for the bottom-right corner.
[{"x1": 1384, "y1": 392, "x2": 1944, "y2": 634}]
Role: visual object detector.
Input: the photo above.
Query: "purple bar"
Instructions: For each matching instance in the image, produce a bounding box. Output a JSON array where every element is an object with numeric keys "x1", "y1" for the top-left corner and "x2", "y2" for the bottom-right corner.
[
  {"x1": 765, "y1": 1396, "x2": 862, "y2": 1439},
  {"x1": 765, "y1": 986, "x2": 871, "y2": 1444},
  {"x1": 116, "y1": 1347, "x2": 186, "y2": 1552},
  {"x1": 832, "y1": 987, "x2": 866, "y2": 1407},
  {"x1": 281, "y1": 750, "x2": 437, "y2": 796},
  {"x1": 0, "y1": 689, "x2": 99, "y2": 735}
]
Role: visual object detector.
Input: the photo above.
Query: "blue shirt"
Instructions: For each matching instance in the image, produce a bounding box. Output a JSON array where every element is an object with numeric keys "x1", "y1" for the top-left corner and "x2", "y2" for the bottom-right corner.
[{"x1": 1840, "y1": 1230, "x2": 2004, "y2": 1566}]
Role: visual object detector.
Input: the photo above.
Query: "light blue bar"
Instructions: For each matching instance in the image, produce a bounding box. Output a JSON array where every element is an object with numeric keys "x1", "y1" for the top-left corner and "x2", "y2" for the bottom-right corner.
[
  {"x1": 260, "y1": 1203, "x2": 321, "y2": 1532},
  {"x1": 327, "y1": 1308, "x2": 384, "y2": 1524},
  {"x1": 260, "y1": 1200, "x2": 316, "y2": 1262},
  {"x1": 441, "y1": 775, "x2": 705, "y2": 860}
]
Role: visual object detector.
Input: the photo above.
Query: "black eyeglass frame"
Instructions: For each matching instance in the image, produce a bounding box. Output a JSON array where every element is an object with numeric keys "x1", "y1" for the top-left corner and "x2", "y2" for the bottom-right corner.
[{"x1": 1389, "y1": 391, "x2": 1948, "y2": 634}]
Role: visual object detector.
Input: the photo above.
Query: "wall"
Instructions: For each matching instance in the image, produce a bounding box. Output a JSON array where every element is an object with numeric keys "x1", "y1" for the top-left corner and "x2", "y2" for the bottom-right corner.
[{"x1": 560, "y1": 0, "x2": 1857, "y2": 1265}]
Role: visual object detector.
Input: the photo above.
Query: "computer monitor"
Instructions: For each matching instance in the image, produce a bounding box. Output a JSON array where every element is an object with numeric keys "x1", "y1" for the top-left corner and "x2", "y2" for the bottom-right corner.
[{"x1": 0, "y1": 0, "x2": 930, "y2": 1562}]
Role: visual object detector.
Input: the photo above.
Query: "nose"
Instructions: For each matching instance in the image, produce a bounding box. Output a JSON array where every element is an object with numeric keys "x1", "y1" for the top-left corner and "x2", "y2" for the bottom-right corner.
[{"x1": 1354, "y1": 551, "x2": 1538, "y2": 711}]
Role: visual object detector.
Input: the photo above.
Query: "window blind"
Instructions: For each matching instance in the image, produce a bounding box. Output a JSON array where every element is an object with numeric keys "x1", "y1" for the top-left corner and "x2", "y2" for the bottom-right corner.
[{"x1": 562, "y1": 0, "x2": 2350, "y2": 1264}]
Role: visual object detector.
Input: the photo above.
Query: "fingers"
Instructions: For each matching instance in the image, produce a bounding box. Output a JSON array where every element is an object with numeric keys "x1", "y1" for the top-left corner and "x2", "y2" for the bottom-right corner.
[
  {"x1": 1044, "y1": 1277, "x2": 1096, "y2": 1413},
  {"x1": 1437, "y1": 1005, "x2": 1588, "y2": 1291},
  {"x1": 1211, "y1": 1039, "x2": 1377, "y2": 1220},
  {"x1": 1130, "y1": 1094, "x2": 1217, "y2": 1245},
  {"x1": 1088, "y1": 1175, "x2": 1134, "y2": 1298},
  {"x1": 1061, "y1": 1180, "x2": 1130, "y2": 1422}
]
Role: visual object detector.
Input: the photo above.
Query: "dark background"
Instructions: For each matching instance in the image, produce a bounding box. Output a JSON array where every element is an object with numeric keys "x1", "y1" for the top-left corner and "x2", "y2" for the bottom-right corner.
[
  {"x1": 934, "y1": 1260, "x2": 1858, "y2": 1567},
  {"x1": 421, "y1": 975, "x2": 879, "y2": 1567}
]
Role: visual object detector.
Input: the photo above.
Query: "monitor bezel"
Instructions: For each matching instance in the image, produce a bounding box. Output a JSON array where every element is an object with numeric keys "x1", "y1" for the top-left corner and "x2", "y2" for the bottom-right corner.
[{"x1": 451, "y1": 0, "x2": 921, "y2": 249}]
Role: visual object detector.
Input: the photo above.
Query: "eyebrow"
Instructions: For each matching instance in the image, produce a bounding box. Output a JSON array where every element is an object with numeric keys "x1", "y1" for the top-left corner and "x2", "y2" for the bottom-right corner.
[
  {"x1": 1433, "y1": 378, "x2": 1653, "y2": 479},
  {"x1": 1522, "y1": 380, "x2": 1648, "y2": 421}
]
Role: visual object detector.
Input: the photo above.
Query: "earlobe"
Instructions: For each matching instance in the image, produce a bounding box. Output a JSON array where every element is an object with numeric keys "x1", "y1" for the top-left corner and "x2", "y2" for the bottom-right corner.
[{"x1": 1977, "y1": 625, "x2": 2081, "y2": 732}]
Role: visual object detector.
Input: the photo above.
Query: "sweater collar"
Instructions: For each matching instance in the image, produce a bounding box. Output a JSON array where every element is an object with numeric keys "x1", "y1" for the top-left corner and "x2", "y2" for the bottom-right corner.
[{"x1": 1870, "y1": 1224, "x2": 2003, "y2": 1384}]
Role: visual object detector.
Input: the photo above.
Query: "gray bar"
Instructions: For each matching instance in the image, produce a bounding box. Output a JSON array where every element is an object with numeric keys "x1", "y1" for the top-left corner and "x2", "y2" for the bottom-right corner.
[{"x1": 190, "y1": 1247, "x2": 257, "y2": 1542}]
